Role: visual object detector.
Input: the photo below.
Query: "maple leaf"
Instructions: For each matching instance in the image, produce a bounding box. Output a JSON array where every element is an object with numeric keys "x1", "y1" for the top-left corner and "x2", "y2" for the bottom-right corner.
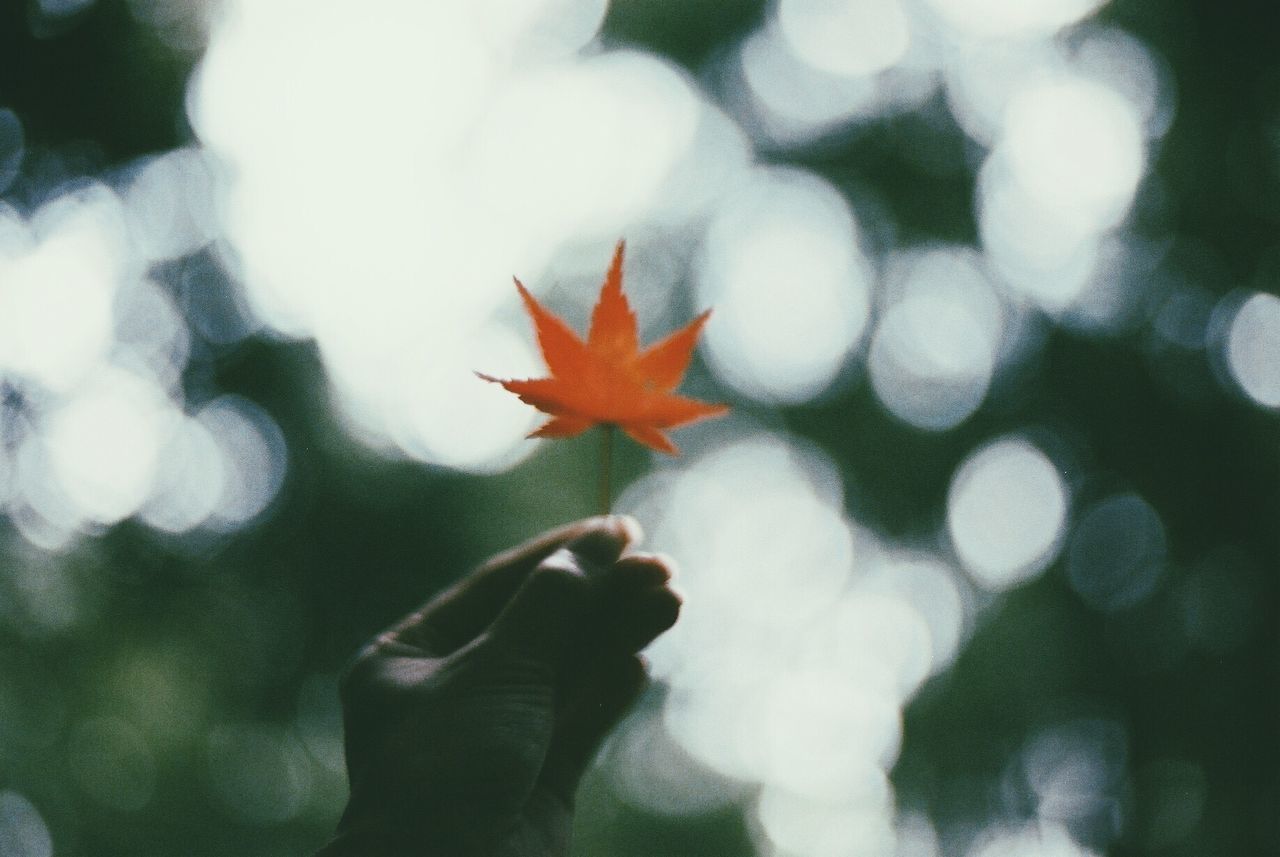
[{"x1": 479, "y1": 240, "x2": 728, "y2": 455}]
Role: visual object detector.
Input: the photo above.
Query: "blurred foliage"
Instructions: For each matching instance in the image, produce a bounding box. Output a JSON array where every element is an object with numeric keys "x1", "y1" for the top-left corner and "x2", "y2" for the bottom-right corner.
[{"x1": 0, "y1": 1, "x2": 1277, "y2": 856}]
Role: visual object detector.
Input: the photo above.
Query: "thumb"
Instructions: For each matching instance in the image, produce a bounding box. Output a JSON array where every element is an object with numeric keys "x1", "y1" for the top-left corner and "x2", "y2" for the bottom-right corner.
[{"x1": 485, "y1": 516, "x2": 639, "y2": 665}]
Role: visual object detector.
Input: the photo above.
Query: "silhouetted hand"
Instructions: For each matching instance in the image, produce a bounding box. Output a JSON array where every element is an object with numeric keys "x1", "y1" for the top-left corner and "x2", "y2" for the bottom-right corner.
[{"x1": 315, "y1": 516, "x2": 681, "y2": 857}]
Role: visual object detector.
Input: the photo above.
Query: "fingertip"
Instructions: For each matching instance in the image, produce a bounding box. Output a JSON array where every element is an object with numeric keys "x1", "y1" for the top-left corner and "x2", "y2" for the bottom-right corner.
[
  {"x1": 649, "y1": 587, "x2": 682, "y2": 630},
  {"x1": 568, "y1": 515, "x2": 642, "y2": 570},
  {"x1": 668, "y1": 582, "x2": 686, "y2": 606},
  {"x1": 611, "y1": 552, "x2": 676, "y2": 586},
  {"x1": 650, "y1": 552, "x2": 679, "y2": 582},
  {"x1": 606, "y1": 585, "x2": 682, "y2": 653},
  {"x1": 605, "y1": 513, "x2": 643, "y2": 545}
]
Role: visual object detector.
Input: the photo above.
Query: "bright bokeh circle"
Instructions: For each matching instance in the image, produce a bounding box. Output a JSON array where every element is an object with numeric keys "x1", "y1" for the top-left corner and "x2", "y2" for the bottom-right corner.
[{"x1": 947, "y1": 436, "x2": 1070, "y2": 589}]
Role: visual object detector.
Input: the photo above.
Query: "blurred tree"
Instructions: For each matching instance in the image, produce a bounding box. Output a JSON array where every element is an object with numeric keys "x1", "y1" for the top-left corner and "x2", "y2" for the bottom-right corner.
[{"x1": 0, "y1": 1, "x2": 1275, "y2": 856}]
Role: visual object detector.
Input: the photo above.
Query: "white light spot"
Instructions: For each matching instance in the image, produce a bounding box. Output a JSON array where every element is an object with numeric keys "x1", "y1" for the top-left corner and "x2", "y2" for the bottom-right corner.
[
  {"x1": 733, "y1": 20, "x2": 936, "y2": 146},
  {"x1": 197, "y1": 396, "x2": 287, "y2": 530},
  {"x1": 140, "y1": 415, "x2": 226, "y2": 533},
  {"x1": 761, "y1": 668, "x2": 902, "y2": 797},
  {"x1": 469, "y1": 0, "x2": 608, "y2": 62},
  {"x1": 8, "y1": 479, "x2": 80, "y2": 553},
  {"x1": 662, "y1": 649, "x2": 777, "y2": 781},
  {"x1": 944, "y1": 38, "x2": 1061, "y2": 147},
  {"x1": 861, "y1": 552, "x2": 970, "y2": 674},
  {"x1": 468, "y1": 52, "x2": 703, "y2": 243},
  {"x1": 971, "y1": 60, "x2": 1153, "y2": 316},
  {"x1": 122, "y1": 147, "x2": 219, "y2": 262},
  {"x1": 869, "y1": 247, "x2": 1005, "y2": 430},
  {"x1": 1071, "y1": 28, "x2": 1176, "y2": 140},
  {"x1": 801, "y1": 589, "x2": 935, "y2": 702},
  {"x1": 192, "y1": 2, "x2": 499, "y2": 338},
  {"x1": 738, "y1": 25, "x2": 880, "y2": 138},
  {"x1": 114, "y1": 278, "x2": 191, "y2": 391},
  {"x1": 926, "y1": 0, "x2": 1106, "y2": 40},
  {"x1": 947, "y1": 436, "x2": 1069, "y2": 589},
  {"x1": 755, "y1": 785, "x2": 896, "y2": 857},
  {"x1": 967, "y1": 823, "x2": 1101, "y2": 857},
  {"x1": 0, "y1": 185, "x2": 124, "y2": 392},
  {"x1": 1022, "y1": 719, "x2": 1128, "y2": 844},
  {"x1": 628, "y1": 432, "x2": 886, "y2": 793},
  {"x1": 654, "y1": 436, "x2": 855, "y2": 633},
  {"x1": 651, "y1": 105, "x2": 754, "y2": 228},
  {"x1": 394, "y1": 320, "x2": 543, "y2": 473},
  {"x1": 43, "y1": 367, "x2": 175, "y2": 526},
  {"x1": 1224, "y1": 291, "x2": 1280, "y2": 409},
  {"x1": 602, "y1": 702, "x2": 749, "y2": 817},
  {"x1": 192, "y1": 4, "x2": 743, "y2": 472},
  {"x1": 0, "y1": 202, "x2": 30, "y2": 256},
  {"x1": 777, "y1": 0, "x2": 911, "y2": 77},
  {"x1": 978, "y1": 154, "x2": 1103, "y2": 311},
  {"x1": 698, "y1": 168, "x2": 871, "y2": 403},
  {"x1": 1002, "y1": 78, "x2": 1145, "y2": 231},
  {"x1": 897, "y1": 812, "x2": 942, "y2": 857}
]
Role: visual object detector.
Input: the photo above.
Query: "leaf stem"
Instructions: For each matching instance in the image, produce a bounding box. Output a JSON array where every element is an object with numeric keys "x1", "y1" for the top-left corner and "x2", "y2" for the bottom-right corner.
[{"x1": 599, "y1": 424, "x2": 615, "y2": 515}]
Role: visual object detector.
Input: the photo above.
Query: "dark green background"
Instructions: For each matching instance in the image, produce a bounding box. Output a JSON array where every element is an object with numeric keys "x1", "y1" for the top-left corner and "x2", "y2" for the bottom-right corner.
[{"x1": 1, "y1": 0, "x2": 1276, "y2": 855}]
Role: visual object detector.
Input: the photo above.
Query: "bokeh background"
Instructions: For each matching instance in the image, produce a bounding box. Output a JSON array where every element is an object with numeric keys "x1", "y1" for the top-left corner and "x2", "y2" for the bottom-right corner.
[{"x1": 1, "y1": 0, "x2": 1277, "y2": 855}]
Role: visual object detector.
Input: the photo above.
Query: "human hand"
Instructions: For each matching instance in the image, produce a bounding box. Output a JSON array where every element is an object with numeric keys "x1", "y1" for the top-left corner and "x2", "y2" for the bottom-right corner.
[{"x1": 315, "y1": 516, "x2": 681, "y2": 857}]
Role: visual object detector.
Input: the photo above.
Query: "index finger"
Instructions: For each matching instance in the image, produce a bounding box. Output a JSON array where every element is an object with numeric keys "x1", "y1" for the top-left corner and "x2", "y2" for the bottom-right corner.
[{"x1": 381, "y1": 515, "x2": 642, "y2": 656}]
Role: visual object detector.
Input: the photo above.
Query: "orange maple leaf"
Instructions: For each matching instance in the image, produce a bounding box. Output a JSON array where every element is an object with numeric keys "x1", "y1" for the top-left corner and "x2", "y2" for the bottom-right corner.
[{"x1": 479, "y1": 240, "x2": 728, "y2": 455}]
